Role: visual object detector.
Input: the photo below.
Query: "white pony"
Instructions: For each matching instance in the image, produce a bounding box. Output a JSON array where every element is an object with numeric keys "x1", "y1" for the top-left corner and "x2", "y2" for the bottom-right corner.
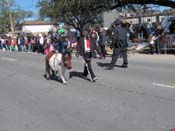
[{"x1": 45, "y1": 51, "x2": 72, "y2": 84}]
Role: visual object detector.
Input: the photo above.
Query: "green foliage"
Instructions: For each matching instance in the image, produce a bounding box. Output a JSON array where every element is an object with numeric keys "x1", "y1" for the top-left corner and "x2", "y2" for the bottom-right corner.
[
  {"x1": 13, "y1": 9, "x2": 33, "y2": 29},
  {"x1": 0, "y1": 0, "x2": 33, "y2": 34},
  {"x1": 38, "y1": 0, "x2": 110, "y2": 31},
  {"x1": 0, "y1": 0, "x2": 10, "y2": 33},
  {"x1": 38, "y1": 0, "x2": 175, "y2": 32}
]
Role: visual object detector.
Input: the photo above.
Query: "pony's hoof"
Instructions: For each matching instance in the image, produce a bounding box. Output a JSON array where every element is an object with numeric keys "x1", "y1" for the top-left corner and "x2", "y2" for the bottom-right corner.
[
  {"x1": 46, "y1": 76, "x2": 50, "y2": 80},
  {"x1": 63, "y1": 82, "x2": 67, "y2": 85},
  {"x1": 44, "y1": 74, "x2": 50, "y2": 80}
]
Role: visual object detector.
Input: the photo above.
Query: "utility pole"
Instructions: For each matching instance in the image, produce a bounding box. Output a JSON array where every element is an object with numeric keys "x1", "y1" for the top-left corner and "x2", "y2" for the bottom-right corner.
[{"x1": 6, "y1": 0, "x2": 14, "y2": 36}]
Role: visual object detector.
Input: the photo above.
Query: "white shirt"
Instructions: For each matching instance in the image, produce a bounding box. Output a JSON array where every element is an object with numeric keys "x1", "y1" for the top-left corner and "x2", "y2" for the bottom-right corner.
[{"x1": 84, "y1": 37, "x2": 90, "y2": 52}]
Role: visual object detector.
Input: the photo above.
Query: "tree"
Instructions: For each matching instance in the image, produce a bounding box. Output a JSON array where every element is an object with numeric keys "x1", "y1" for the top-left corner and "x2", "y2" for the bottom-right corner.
[
  {"x1": 0, "y1": 0, "x2": 10, "y2": 33},
  {"x1": 13, "y1": 8, "x2": 33, "y2": 30},
  {"x1": 0, "y1": 0, "x2": 33, "y2": 34},
  {"x1": 38, "y1": 0, "x2": 110, "y2": 32},
  {"x1": 38, "y1": 0, "x2": 175, "y2": 32}
]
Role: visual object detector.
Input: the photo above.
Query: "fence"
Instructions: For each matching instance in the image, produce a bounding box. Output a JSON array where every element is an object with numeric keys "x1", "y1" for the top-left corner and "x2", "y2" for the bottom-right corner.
[{"x1": 156, "y1": 34, "x2": 175, "y2": 54}]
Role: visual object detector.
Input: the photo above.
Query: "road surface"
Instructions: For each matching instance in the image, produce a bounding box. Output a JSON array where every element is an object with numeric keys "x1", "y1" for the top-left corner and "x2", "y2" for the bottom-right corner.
[{"x1": 0, "y1": 51, "x2": 175, "y2": 131}]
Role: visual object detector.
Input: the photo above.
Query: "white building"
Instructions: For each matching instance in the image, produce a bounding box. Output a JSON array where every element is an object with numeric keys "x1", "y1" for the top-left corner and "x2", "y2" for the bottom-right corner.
[
  {"x1": 103, "y1": 9, "x2": 175, "y2": 28},
  {"x1": 22, "y1": 20, "x2": 54, "y2": 34}
]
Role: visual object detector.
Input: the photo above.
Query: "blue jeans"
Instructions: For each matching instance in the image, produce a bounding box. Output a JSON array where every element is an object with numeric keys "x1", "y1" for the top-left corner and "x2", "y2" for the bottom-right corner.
[
  {"x1": 28, "y1": 43, "x2": 32, "y2": 52},
  {"x1": 5, "y1": 45, "x2": 10, "y2": 51},
  {"x1": 147, "y1": 28, "x2": 152, "y2": 35},
  {"x1": 0, "y1": 43, "x2": 2, "y2": 50},
  {"x1": 138, "y1": 33, "x2": 143, "y2": 39},
  {"x1": 20, "y1": 45, "x2": 25, "y2": 52}
]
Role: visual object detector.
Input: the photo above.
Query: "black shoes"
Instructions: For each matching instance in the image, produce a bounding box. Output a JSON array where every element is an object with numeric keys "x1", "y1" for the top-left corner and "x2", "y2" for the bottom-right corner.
[
  {"x1": 121, "y1": 64, "x2": 128, "y2": 68},
  {"x1": 92, "y1": 77, "x2": 98, "y2": 82},
  {"x1": 89, "y1": 76, "x2": 98, "y2": 82},
  {"x1": 83, "y1": 75, "x2": 98, "y2": 82}
]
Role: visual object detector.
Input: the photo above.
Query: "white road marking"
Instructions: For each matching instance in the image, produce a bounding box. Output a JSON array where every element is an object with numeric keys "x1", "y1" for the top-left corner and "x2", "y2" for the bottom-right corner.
[
  {"x1": 153, "y1": 83, "x2": 175, "y2": 89},
  {"x1": 1, "y1": 57, "x2": 17, "y2": 62}
]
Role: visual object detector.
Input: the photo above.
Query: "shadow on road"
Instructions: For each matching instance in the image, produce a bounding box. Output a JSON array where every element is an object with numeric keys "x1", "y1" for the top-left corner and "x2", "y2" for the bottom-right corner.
[
  {"x1": 96, "y1": 62, "x2": 123, "y2": 68},
  {"x1": 43, "y1": 74, "x2": 62, "y2": 83},
  {"x1": 96, "y1": 62, "x2": 110, "y2": 67},
  {"x1": 69, "y1": 71, "x2": 91, "y2": 81}
]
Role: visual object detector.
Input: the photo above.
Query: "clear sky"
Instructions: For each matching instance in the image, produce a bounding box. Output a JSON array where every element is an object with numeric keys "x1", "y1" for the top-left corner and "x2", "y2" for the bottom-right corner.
[{"x1": 14, "y1": 0, "x2": 39, "y2": 20}]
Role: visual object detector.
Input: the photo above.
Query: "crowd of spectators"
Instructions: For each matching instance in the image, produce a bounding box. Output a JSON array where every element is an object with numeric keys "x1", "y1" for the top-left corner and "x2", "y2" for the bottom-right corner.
[
  {"x1": 0, "y1": 28, "x2": 77, "y2": 54},
  {"x1": 1, "y1": 17, "x2": 174, "y2": 55},
  {"x1": 125, "y1": 17, "x2": 175, "y2": 54},
  {"x1": 0, "y1": 25, "x2": 107, "y2": 58}
]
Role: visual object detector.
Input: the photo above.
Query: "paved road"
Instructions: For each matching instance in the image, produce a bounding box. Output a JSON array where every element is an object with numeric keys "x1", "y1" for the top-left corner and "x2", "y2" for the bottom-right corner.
[{"x1": 0, "y1": 51, "x2": 175, "y2": 131}]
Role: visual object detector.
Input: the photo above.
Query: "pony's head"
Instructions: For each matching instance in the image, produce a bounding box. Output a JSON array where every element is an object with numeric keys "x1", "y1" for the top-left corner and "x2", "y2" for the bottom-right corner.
[{"x1": 62, "y1": 49, "x2": 72, "y2": 69}]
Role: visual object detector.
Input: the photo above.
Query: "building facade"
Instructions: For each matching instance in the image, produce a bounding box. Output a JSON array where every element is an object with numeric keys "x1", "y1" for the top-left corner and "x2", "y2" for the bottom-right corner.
[{"x1": 22, "y1": 20, "x2": 54, "y2": 34}]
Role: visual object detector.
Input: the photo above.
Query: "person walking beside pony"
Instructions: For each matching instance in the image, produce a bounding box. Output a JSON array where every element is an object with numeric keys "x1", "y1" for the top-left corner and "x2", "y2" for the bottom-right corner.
[{"x1": 76, "y1": 29, "x2": 98, "y2": 82}]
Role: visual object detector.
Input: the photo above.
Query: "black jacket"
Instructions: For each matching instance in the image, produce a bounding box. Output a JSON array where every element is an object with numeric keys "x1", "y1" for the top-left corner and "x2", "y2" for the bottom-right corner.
[
  {"x1": 111, "y1": 25, "x2": 127, "y2": 49},
  {"x1": 77, "y1": 36, "x2": 94, "y2": 57}
]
